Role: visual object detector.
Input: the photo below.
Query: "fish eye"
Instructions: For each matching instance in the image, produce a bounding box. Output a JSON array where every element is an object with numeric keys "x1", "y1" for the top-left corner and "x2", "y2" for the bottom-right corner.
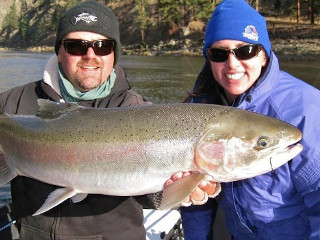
[{"x1": 257, "y1": 137, "x2": 269, "y2": 148}]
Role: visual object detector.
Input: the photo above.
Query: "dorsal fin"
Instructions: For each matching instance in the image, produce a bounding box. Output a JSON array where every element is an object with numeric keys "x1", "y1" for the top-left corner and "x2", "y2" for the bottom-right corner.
[{"x1": 36, "y1": 99, "x2": 80, "y2": 119}]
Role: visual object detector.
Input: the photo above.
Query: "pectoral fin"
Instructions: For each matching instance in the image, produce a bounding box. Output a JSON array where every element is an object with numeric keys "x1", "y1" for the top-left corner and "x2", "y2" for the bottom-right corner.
[
  {"x1": 71, "y1": 193, "x2": 88, "y2": 203},
  {"x1": 33, "y1": 188, "x2": 78, "y2": 216},
  {"x1": 159, "y1": 173, "x2": 208, "y2": 210},
  {"x1": 0, "y1": 152, "x2": 17, "y2": 186}
]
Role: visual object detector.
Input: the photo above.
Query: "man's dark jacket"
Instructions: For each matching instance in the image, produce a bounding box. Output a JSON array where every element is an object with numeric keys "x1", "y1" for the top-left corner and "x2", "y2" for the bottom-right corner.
[{"x1": 0, "y1": 59, "x2": 153, "y2": 240}]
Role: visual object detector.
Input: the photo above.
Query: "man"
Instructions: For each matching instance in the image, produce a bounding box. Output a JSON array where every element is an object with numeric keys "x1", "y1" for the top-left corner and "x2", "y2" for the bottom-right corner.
[{"x1": 0, "y1": 1, "x2": 217, "y2": 239}]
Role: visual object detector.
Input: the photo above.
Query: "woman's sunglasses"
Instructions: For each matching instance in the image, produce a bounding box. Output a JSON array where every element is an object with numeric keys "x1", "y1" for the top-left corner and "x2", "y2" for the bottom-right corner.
[
  {"x1": 61, "y1": 39, "x2": 115, "y2": 56},
  {"x1": 206, "y1": 44, "x2": 262, "y2": 62}
]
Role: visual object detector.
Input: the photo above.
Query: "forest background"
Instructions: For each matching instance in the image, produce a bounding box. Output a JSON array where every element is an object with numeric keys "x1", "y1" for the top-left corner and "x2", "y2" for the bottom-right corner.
[{"x1": 1, "y1": 0, "x2": 320, "y2": 60}]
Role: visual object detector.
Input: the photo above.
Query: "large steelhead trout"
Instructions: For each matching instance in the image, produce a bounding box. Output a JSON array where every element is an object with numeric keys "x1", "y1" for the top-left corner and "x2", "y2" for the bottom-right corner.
[{"x1": 0, "y1": 100, "x2": 302, "y2": 215}]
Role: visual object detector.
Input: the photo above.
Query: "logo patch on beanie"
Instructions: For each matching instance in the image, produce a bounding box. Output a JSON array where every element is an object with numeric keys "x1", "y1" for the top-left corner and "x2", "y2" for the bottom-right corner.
[
  {"x1": 71, "y1": 13, "x2": 97, "y2": 25},
  {"x1": 243, "y1": 25, "x2": 259, "y2": 41}
]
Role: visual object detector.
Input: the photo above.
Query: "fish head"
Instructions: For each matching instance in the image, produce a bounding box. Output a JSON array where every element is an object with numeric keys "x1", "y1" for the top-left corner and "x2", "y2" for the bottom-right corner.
[{"x1": 194, "y1": 109, "x2": 303, "y2": 182}]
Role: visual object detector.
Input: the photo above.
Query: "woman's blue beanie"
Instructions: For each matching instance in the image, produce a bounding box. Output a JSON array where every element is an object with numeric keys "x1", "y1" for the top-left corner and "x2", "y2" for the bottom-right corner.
[{"x1": 203, "y1": 0, "x2": 271, "y2": 59}]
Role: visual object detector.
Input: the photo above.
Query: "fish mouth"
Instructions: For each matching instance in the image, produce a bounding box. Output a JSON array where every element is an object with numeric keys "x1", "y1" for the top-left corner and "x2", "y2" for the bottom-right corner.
[
  {"x1": 222, "y1": 142, "x2": 304, "y2": 182},
  {"x1": 269, "y1": 143, "x2": 303, "y2": 170}
]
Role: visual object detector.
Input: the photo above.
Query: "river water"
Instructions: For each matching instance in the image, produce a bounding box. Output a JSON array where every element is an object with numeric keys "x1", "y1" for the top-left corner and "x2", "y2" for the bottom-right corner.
[{"x1": 0, "y1": 51, "x2": 320, "y2": 206}]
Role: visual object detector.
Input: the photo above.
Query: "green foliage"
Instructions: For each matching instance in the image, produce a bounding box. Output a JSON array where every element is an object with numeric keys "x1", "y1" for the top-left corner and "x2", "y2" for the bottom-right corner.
[
  {"x1": 34, "y1": 18, "x2": 47, "y2": 43},
  {"x1": 282, "y1": 0, "x2": 297, "y2": 16},
  {"x1": 192, "y1": 0, "x2": 216, "y2": 19},
  {"x1": 65, "y1": 0, "x2": 82, "y2": 9},
  {"x1": 2, "y1": 2, "x2": 19, "y2": 33},
  {"x1": 135, "y1": 0, "x2": 149, "y2": 30},
  {"x1": 135, "y1": 0, "x2": 149, "y2": 42},
  {"x1": 158, "y1": 0, "x2": 181, "y2": 24},
  {"x1": 38, "y1": 0, "x2": 49, "y2": 6},
  {"x1": 158, "y1": 0, "x2": 217, "y2": 26},
  {"x1": 0, "y1": 0, "x2": 319, "y2": 48},
  {"x1": 181, "y1": 0, "x2": 213, "y2": 20},
  {"x1": 19, "y1": 0, "x2": 29, "y2": 43}
]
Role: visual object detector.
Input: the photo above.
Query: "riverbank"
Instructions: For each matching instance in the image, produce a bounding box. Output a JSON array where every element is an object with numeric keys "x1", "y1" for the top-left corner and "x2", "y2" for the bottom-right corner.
[
  {"x1": 2, "y1": 25, "x2": 320, "y2": 62},
  {"x1": 122, "y1": 20, "x2": 320, "y2": 60},
  {"x1": 121, "y1": 38, "x2": 320, "y2": 62},
  {"x1": 267, "y1": 20, "x2": 320, "y2": 61},
  {"x1": 271, "y1": 39, "x2": 320, "y2": 61}
]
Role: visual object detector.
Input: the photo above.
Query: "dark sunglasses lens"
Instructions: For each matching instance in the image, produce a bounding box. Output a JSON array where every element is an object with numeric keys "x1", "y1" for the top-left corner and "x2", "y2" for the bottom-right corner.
[
  {"x1": 235, "y1": 45, "x2": 261, "y2": 60},
  {"x1": 64, "y1": 40, "x2": 87, "y2": 55},
  {"x1": 93, "y1": 40, "x2": 115, "y2": 56},
  {"x1": 207, "y1": 44, "x2": 261, "y2": 62},
  {"x1": 207, "y1": 48, "x2": 229, "y2": 62},
  {"x1": 63, "y1": 40, "x2": 115, "y2": 56}
]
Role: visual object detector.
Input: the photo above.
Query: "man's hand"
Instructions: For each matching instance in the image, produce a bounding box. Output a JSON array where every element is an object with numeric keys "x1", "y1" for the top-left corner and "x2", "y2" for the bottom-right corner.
[{"x1": 164, "y1": 171, "x2": 221, "y2": 206}]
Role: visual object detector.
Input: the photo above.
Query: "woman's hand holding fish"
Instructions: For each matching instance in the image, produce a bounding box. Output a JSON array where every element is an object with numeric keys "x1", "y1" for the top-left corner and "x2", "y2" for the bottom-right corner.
[{"x1": 164, "y1": 172, "x2": 220, "y2": 206}]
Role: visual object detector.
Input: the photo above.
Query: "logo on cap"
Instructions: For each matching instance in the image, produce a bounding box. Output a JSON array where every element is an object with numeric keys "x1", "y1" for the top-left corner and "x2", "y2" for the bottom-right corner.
[
  {"x1": 243, "y1": 25, "x2": 259, "y2": 41},
  {"x1": 71, "y1": 13, "x2": 97, "y2": 25}
]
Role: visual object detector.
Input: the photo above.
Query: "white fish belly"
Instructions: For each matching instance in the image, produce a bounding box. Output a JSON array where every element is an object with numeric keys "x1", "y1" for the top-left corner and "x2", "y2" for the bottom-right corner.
[{"x1": 6, "y1": 137, "x2": 196, "y2": 196}]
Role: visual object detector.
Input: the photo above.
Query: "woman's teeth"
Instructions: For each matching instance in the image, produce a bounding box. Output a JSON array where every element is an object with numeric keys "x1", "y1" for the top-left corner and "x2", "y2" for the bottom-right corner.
[{"x1": 226, "y1": 73, "x2": 244, "y2": 79}]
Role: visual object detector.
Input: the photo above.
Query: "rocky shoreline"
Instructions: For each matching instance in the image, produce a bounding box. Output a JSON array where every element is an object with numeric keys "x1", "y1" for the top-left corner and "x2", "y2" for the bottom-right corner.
[
  {"x1": 122, "y1": 38, "x2": 320, "y2": 61},
  {"x1": 271, "y1": 39, "x2": 320, "y2": 61}
]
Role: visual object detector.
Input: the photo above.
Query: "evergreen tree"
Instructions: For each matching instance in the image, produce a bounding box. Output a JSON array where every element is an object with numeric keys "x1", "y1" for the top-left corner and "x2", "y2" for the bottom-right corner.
[
  {"x1": 65, "y1": 0, "x2": 81, "y2": 9},
  {"x1": 182, "y1": 0, "x2": 216, "y2": 21},
  {"x1": 159, "y1": 0, "x2": 181, "y2": 25},
  {"x1": 20, "y1": 0, "x2": 30, "y2": 45},
  {"x1": 34, "y1": 17, "x2": 47, "y2": 44},
  {"x1": 135, "y1": 0, "x2": 149, "y2": 43},
  {"x1": 158, "y1": 0, "x2": 181, "y2": 35},
  {"x1": 2, "y1": 2, "x2": 19, "y2": 34}
]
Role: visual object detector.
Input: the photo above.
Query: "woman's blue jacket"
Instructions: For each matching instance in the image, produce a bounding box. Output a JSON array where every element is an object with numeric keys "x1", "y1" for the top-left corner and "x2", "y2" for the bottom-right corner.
[{"x1": 181, "y1": 52, "x2": 320, "y2": 239}]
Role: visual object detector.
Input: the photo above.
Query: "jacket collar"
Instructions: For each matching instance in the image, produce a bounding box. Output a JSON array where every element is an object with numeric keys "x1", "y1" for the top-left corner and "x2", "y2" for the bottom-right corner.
[{"x1": 43, "y1": 54, "x2": 61, "y2": 97}]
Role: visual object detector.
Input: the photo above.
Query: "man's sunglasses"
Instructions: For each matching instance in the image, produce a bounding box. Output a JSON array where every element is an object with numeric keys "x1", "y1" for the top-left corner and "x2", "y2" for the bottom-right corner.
[
  {"x1": 61, "y1": 39, "x2": 115, "y2": 56},
  {"x1": 206, "y1": 44, "x2": 262, "y2": 62}
]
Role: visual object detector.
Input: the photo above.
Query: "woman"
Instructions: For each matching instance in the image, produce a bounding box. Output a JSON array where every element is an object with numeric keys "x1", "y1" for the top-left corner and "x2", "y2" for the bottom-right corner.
[{"x1": 180, "y1": 0, "x2": 320, "y2": 239}]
